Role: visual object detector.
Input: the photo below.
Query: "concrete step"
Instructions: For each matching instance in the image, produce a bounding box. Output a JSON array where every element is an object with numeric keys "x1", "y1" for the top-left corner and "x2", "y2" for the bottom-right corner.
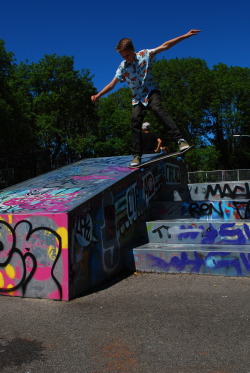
[
  {"x1": 140, "y1": 220, "x2": 250, "y2": 245},
  {"x1": 150, "y1": 200, "x2": 250, "y2": 220},
  {"x1": 188, "y1": 182, "x2": 250, "y2": 201},
  {"x1": 126, "y1": 243, "x2": 250, "y2": 277}
]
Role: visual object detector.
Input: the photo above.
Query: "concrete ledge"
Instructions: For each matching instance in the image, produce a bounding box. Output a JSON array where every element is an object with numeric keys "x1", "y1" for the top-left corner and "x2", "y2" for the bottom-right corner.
[
  {"x1": 127, "y1": 243, "x2": 250, "y2": 277},
  {"x1": 150, "y1": 200, "x2": 250, "y2": 220},
  {"x1": 140, "y1": 220, "x2": 250, "y2": 245}
]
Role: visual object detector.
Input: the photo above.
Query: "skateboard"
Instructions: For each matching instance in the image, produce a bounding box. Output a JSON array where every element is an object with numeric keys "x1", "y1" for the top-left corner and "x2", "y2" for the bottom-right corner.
[{"x1": 129, "y1": 145, "x2": 193, "y2": 168}]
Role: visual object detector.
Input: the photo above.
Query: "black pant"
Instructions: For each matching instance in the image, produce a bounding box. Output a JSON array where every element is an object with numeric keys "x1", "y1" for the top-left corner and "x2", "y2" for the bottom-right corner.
[{"x1": 131, "y1": 90, "x2": 182, "y2": 156}]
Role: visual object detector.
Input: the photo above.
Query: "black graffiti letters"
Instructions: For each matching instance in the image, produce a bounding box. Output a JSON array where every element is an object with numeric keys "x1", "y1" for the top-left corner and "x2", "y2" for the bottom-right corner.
[
  {"x1": 188, "y1": 201, "x2": 224, "y2": 218},
  {"x1": 205, "y1": 183, "x2": 250, "y2": 200},
  {"x1": 0, "y1": 220, "x2": 62, "y2": 299}
]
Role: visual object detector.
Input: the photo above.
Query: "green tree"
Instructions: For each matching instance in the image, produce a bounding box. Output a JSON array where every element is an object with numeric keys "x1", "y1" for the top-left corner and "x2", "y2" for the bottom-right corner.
[
  {"x1": 2, "y1": 38, "x2": 250, "y2": 182},
  {"x1": 0, "y1": 41, "x2": 38, "y2": 182},
  {"x1": 152, "y1": 57, "x2": 212, "y2": 150},
  {"x1": 206, "y1": 64, "x2": 250, "y2": 168},
  {"x1": 29, "y1": 54, "x2": 97, "y2": 165},
  {"x1": 184, "y1": 146, "x2": 220, "y2": 171},
  {"x1": 94, "y1": 87, "x2": 132, "y2": 156},
  {"x1": 0, "y1": 40, "x2": 27, "y2": 150}
]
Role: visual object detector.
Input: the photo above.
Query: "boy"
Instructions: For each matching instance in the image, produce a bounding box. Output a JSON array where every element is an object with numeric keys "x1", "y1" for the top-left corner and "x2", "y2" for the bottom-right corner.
[
  {"x1": 91, "y1": 29, "x2": 201, "y2": 166},
  {"x1": 141, "y1": 122, "x2": 162, "y2": 154}
]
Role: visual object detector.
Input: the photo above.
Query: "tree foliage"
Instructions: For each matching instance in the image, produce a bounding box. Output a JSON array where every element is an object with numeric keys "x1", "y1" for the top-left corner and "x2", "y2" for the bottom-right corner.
[
  {"x1": 206, "y1": 63, "x2": 250, "y2": 169},
  {"x1": 95, "y1": 57, "x2": 250, "y2": 171},
  {"x1": 0, "y1": 41, "x2": 97, "y2": 183},
  {"x1": 0, "y1": 38, "x2": 250, "y2": 186},
  {"x1": 94, "y1": 87, "x2": 131, "y2": 156},
  {"x1": 152, "y1": 57, "x2": 212, "y2": 145},
  {"x1": 29, "y1": 54, "x2": 97, "y2": 163}
]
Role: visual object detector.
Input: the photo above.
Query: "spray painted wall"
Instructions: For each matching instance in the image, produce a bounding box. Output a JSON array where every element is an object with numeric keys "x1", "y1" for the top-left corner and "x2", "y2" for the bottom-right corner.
[
  {"x1": 0, "y1": 213, "x2": 68, "y2": 300},
  {"x1": 0, "y1": 155, "x2": 188, "y2": 300},
  {"x1": 131, "y1": 180, "x2": 250, "y2": 277},
  {"x1": 189, "y1": 182, "x2": 250, "y2": 201},
  {"x1": 67, "y1": 160, "x2": 175, "y2": 298},
  {"x1": 133, "y1": 249, "x2": 250, "y2": 277}
]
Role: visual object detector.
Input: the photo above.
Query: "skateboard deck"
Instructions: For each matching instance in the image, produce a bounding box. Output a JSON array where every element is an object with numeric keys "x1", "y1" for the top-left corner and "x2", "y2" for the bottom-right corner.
[{"x1": 129, "y1": 145, "x2": 193, "y2": 168}]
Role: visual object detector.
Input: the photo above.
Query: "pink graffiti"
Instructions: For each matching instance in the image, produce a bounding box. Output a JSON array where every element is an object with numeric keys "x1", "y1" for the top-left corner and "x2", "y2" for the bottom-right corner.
[
  {"x1": 73, "y1": 175, "x2": 116, "y2": 180},
  {"x1": 2, "y1": 189, "x2": 82, "y2": 212},
  {"x1": 0, "y1": 217, "x2": 68, "y2": 300},
  {"x1": 100, "y1": 166, "x2": 132, "y2": 173}
]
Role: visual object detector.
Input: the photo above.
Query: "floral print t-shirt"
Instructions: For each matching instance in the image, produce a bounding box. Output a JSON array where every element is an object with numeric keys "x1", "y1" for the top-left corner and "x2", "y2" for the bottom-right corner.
[{"x1": 115, "y1": 49, "x2": 157, "y2": 106}]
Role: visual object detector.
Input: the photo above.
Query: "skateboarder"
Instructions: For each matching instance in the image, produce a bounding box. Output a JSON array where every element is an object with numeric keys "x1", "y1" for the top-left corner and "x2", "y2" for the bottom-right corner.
[{"x1": 91, "y1": 29, "x2": 201, "y2": 166}]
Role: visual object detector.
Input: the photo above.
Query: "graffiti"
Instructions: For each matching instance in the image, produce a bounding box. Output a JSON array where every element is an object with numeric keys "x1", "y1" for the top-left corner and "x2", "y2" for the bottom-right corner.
[
  {"x1": 150, "y1": 222, "x2": 250, "y2": 245},
  {"x1": 0, "y1": 152, "x2": 191, "y2": 299},
  {"x1": 125, "y1": 172, "x2": 155, "y2": 222},
  {"x1": 165, "y1": 164, "x2": 180, "y2": 183},
  {"x1": 184, "y1": 200, "x2": 250, "y2": 219},
  {"x1": 99, "y1": 166, "x2": 132, "y2": 174},
  {"x1": 142, "y1": 171, "x2": 155, "y2": 206},
  {"x1": 187, "y1": 201, "x2": 224, "y2": 218},
  {"x1": 189, "y1": 182, "x2": 250, "y2": 202},
  {"x1": 0, "y1": 219, "x2": 63, "y2": 299},
  {"x1": 231, "y1": 201, "x2": 250, "y2": 219},
  {"x1": 0, "y1": 188, "x2": 83, "y2": 213},
  {"x1": 111, "y1": 171, "x2": 157, "y2": 241},
  {"x1": 152, "y1": 225, "x2": 172, "y2": 239},
  {"x1": 70, "y1": 211, "x2": 99, "y2": 291},
  {"x1": 126, "y1": 182, "x2": 138, "y2": 222},
  {"x1": 205, "y1": 183, "x2": 250, "y2": 200},
  {"x1": 72, "y1": 175, "x2": 117, "y2": 181},
  {"x1": 75, "y1": 212, "x2": 96, "y2": 247},
  {"x1": 145, "y1": 251, "x2": 250, "y2": 276},
  {"x1": 101, "y1": 190, "x2": 120, "y2": 272}
]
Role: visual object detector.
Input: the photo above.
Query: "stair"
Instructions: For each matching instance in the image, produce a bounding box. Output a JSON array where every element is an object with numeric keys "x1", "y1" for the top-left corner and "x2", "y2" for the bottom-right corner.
[{"x1": 127, "y1": 182, "x2": 250, "y2": 277}]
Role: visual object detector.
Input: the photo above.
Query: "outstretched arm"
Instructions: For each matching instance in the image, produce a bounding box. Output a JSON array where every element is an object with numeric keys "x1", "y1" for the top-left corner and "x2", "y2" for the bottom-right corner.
[
  {"x1": 91, "y1": 77, "x2": 119, "y2": 102},
  {"x1": 154, "y1": 29, "x2": 201, "y2": 55}
]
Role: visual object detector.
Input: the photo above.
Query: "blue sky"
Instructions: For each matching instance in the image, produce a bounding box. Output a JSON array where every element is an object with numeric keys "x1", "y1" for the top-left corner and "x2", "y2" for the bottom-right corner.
[{"x1": 1, "y1": 0, "x2": 250, "y2": 93}]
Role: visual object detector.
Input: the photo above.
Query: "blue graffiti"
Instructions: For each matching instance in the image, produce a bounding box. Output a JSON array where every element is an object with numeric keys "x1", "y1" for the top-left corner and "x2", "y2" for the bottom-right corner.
[
  {"x1": 240, "y1": 253, "x2": 250, "y2": 271},
  {"x1": 178, "y1": 225, "x2": 203, "y2": 240},
  {"x1": 182, "y1": 200, "x2": 250, "y2": 220},
  {"x1": 146, "y1": 252, "x2": 203, "y2": 273},
  {"x1": 177, "y1": 222, "x2": 250, "y2": 245},
  {"x1": 178, "y1": 223, "x2": 219, "y2": 243},
  {"x1": 205, "y1": 252, "x2": 244, "y2": 275},
  {"x1": 146, "y1": 252, "x2": 250, "y2": 276}
]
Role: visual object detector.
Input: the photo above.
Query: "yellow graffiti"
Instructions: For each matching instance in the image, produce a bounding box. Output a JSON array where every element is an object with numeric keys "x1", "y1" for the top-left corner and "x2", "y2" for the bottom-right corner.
[
  {"x1": 147, "y1": 222, "x2": 153, "y2": 231},
  {"x1": 0, "y1": 272, "x2": 4, "y2": 287},
  {"x1": 44, "y1": 230, "x2": 51, "y2": 237},
  {"x1": 7, "y1": 283, "x2": 14, "y2": 295},
  {"x1": 48, "y1": 245, "x2": 59, "y2": 261},
  {"x1": 56, "y1": 227, "x2": 68, "y2": 249},
  {"x1": 5, "y1": 264, "x2": 15, "y2": 279}
]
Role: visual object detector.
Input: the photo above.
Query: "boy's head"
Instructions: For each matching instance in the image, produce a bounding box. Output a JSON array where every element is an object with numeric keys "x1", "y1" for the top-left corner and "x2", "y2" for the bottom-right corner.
[
  {"x1": 116, "y1": 38, "x2": 135, "y2": 62},
  {"x1": 116, "y1": 38, "x2": 134, "y2": 52},
  {"x1": 142, "y1": 122, "x2": 151, "y2": 131}
]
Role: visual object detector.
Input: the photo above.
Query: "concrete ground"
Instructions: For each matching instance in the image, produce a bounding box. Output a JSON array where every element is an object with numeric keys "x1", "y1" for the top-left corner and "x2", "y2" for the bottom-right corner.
[{"x1": 0, "y1": 272, "x2": 249, "y2": 373}]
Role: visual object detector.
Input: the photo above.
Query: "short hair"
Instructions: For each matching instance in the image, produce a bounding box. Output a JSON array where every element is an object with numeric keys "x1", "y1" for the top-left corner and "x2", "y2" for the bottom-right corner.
[{"x1": 116, "y1": 38, "x2": 134, "y2": 52}]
